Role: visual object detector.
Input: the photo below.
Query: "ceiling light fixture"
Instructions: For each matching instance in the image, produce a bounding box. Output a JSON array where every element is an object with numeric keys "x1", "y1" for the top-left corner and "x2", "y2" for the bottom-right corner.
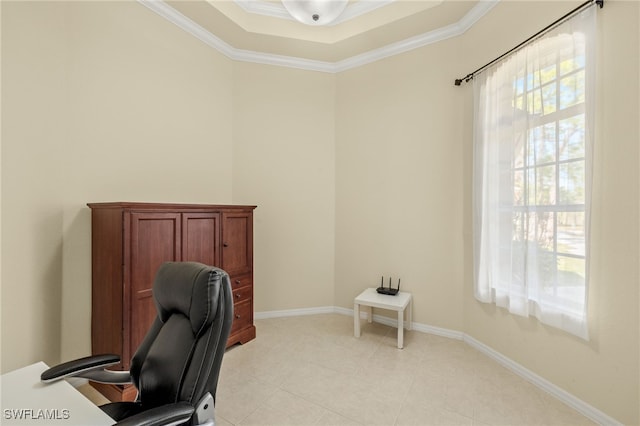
[{"x1": 281, "y1": 0, "x2": 349, "y2": 25}]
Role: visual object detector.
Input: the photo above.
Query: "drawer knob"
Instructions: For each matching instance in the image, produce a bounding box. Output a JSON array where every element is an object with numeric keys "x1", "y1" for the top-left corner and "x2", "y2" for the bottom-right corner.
[
  {"x1": 235, "y1": 314, "x2": 241, "y2": 319},
  {"x1": 235, "y1": 293, "x2": 241, "y2": 298},
  {"x1": 223, "y1": 243, "x2": 229, "y2": 248}
]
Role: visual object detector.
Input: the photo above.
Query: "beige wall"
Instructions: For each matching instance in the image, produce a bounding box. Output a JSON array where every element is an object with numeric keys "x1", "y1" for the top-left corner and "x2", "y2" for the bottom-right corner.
[
  {"x1": 3, "y1": 1, "x2": 74, "y2": 370},
  {"x1": 1, "y1": 0, "x2": 638, "y2": 424},
  {"x1": 232, "y1": 62, "x2": 336, "y2": 312},
  {"x1": 1, "y1": 1, "x2": 234, "y2": 369},
  {"x1": 334, "y1": 38, "x2": 465, "y2": 331}
]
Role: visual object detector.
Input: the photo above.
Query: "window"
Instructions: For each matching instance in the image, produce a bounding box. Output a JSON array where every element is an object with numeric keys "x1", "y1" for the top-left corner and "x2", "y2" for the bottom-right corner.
[{"x1": 472, "y1": 7, "x2": 595, "y2": 339}]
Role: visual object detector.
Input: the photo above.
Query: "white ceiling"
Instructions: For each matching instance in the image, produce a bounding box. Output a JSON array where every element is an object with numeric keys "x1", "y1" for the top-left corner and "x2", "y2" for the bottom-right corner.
[{"x1": 140, "y1": 0, "x2": 499, "y2": 72}]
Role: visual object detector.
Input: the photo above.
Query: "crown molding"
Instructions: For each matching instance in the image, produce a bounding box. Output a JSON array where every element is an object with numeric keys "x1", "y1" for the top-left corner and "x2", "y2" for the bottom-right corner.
[
  {"x1": 139, "y1": 0, "x2": 235, "y2": 58},
  {"x1": 232, "y1": 48, "x2": 337, "y2": 73},
  {"x1": 138, "y1": 0, "x2": 499, "y2": 73},
  {"x1": 333, "y1": 0, "x2": 498, "y2": 72}
]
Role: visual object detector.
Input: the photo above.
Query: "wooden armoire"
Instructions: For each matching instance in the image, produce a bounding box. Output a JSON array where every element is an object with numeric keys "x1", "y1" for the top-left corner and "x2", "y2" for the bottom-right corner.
[{"x1": 87, "y1": 202, "x2": 256, "y2": 401}]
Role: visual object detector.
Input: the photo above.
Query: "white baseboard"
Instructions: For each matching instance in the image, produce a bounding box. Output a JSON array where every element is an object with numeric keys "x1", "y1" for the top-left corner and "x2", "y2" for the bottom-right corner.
[
  {"x1": 463, "y1": 335, "x2": 621, "y2": 426},
  {"x1": 410, "y1": 321, "x2": 465, "y2": 341},
  {"x1": 254, "y1": 306, "x2": 335, "y2": 320},
  {"x1": 254, "y1": 306, "x2": 621, "y2": 426}
]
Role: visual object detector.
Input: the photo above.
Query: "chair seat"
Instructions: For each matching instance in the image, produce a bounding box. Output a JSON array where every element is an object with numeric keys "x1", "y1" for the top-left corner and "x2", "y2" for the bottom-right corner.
[
  {"x1": 101, "y1": 401, "x2": 145, "y2": 421},
  {"x1": 100, "y1": 402, "x2": 144, "y2": 422}
]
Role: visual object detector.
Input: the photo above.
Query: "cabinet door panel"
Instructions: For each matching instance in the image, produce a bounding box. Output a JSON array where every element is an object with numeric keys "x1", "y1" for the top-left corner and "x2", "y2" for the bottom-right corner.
[
  {"x1": 182, "y1": 213, "x2": 220, "y2": 267},
  {"x1": 128, "y1": 212, "x2": 181, "y2": 364},
  {"x1": 221, "y1": 212, "x2": 253, "y2": 276}
]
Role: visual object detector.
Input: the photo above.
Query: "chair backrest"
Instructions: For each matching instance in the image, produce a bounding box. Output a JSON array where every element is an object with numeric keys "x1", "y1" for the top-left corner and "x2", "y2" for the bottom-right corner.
[{"x1": 128, "y1": 262, "x2": 233, "y2": 409}]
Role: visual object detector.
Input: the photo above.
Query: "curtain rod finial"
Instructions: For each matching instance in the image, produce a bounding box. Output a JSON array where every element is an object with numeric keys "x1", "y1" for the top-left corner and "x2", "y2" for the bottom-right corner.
[{"x1": 455, "y1": 79, "x2": 463, "y2": 86}]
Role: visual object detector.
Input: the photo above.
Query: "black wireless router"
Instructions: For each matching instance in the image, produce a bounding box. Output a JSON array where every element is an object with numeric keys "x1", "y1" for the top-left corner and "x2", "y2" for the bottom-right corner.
[{"x1": 376, "y1": 276, "x2": 400, "y2": 295}]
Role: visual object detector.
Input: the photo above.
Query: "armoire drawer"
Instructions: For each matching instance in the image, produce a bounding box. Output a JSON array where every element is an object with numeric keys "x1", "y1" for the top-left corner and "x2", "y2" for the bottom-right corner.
[
  {"x1": 233, "y1": 285, "x2": 252, "y2": 304},
  {"x1": 230, "y1": 274, "x2": 252, "y2": 290},
  {"x1": 231, "y1": 299, "x2": 252, "y2": 334}
]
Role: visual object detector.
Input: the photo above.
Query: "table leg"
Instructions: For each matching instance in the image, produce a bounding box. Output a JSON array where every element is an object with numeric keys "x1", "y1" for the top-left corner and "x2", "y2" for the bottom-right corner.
[
  {"x1": 397, "y1": 309, "x2": 404, "y2": 349},
  {"x1": 407, "y1": 299, "x2": 412, "y2": 331},
  {"x1": 367, "y1": 306, "x2": 373, "y2": 323},
  {"x1": 354, "y1": 302, "x2": 360, "y2": 338}
]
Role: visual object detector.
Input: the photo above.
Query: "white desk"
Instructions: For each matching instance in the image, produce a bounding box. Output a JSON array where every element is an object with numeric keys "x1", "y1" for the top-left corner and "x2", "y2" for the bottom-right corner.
[
  {"x1": 0, "y1": 362, "x2": 114, "y2": 425},
  {"x1": 354, "y1": 288, "x2": 412, "y2": 349}
]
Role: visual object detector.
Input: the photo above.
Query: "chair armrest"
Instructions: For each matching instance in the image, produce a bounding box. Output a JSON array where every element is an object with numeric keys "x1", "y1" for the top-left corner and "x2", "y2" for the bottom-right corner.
[
  {"x1": 40, "y1": 354, "x2": 131, "y2": 385},
  {"x1": 113, "y1": 402, "x2": 195, "y2": 426}
]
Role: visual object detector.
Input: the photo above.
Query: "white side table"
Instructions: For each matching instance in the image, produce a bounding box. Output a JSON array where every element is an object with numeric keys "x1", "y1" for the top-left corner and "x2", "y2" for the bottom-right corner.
[{"x1": 354, "y1": 288, "x2": 412, "y2": 349}]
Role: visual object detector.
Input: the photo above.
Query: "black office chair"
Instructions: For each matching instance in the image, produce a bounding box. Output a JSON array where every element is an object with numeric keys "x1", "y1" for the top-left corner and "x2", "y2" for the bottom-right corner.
[{"x1": 41, "y1": 262, "x2": 234, "y2": 426}]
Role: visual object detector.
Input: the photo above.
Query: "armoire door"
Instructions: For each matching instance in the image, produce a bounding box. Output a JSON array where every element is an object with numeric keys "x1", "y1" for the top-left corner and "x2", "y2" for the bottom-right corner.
[
  {"x1": 221, "y1": 211, "x2": 253, "y2": 276},
  {"x1": 127, "y1": 212, "x2": 181, "y2": 366},
  {"x1": 182, "y1": 212, "x2": 221, "y2": 267}
]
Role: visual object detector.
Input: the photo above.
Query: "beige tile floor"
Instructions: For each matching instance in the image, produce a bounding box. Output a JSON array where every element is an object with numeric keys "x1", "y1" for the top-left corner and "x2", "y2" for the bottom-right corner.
[
  {"x1": 214, "y1": 314, "x2": 594, "y2": 426},
  {"x1": 80, "y1": 314, "x2": 595, "y2": 425}
]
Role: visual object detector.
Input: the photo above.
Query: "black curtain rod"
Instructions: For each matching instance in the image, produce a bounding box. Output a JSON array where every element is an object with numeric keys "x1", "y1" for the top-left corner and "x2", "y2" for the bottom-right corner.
[{"x1": 454, "y1": 0, "x2": 603, "y2": 86}]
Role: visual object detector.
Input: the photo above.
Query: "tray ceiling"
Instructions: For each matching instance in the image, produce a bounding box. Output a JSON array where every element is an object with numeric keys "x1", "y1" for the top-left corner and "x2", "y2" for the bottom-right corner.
[{"x1": 144, "y1": 0, "x2": 498, "y2": 71}]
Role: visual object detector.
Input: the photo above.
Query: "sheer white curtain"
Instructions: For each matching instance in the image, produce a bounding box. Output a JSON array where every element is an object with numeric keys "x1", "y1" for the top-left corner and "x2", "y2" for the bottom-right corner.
[{"x1": 473, "y1": 6, "x2": 596, "y2": 339}]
